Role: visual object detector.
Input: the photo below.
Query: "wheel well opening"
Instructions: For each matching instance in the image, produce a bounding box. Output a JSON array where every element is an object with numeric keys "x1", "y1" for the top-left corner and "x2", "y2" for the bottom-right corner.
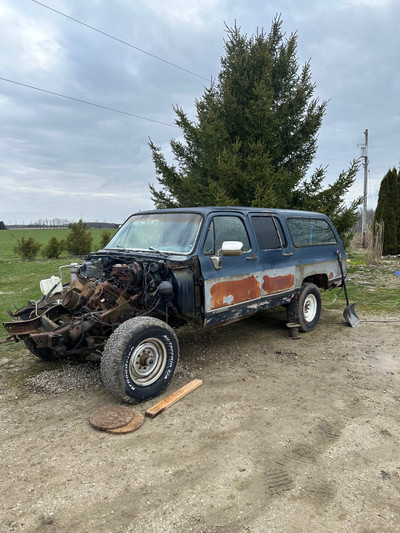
[{"x1": 303, "y1": 274, "x2": 329, "y2": 290}]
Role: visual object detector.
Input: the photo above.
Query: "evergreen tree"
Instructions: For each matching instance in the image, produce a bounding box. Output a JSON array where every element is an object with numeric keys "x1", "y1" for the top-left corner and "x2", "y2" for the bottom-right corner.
[
  {"x1": 42, "y1": 236, "x2": 65, "y2": 259},
  {"x1": 13, "y1": 237, "x2": 41, "y2": 261},
  {"x1": 374, "y1": 167, "x2": 400, "y2": 254},
  {"x1": 149, "y1": 17, "x2": 361, "y2": 243},
  {"x1": 64, "y1": 219, "x2": 93, "y2": 256}
]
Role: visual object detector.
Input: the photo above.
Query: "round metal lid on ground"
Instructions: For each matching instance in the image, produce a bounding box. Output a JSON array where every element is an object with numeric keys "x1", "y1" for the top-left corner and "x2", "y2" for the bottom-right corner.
[
  {"x1": 89, "y1": 404, "x2": 135, "y2": 431},
  {"x1": 106, "y1": 411, "x2": 144, "y2": 434}
]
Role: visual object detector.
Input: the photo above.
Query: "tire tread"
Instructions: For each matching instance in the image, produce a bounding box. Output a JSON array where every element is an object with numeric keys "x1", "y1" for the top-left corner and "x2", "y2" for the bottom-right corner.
[{"x1": 101, "y1": 317, "x2": 178, "y2": 403}]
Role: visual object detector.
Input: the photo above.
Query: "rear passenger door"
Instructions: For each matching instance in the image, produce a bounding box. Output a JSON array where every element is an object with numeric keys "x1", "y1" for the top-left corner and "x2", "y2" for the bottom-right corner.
[{"x1": 249, "y1": 214, "x2": 295, "y2": 303}]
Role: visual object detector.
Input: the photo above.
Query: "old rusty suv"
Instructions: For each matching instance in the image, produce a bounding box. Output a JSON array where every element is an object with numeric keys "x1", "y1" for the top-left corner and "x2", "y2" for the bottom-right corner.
[{"x1": 3, "y1": 207, "x2": 346, "y2": 403}]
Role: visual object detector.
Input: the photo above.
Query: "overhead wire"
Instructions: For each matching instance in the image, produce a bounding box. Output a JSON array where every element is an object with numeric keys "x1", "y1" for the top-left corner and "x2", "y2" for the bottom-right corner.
[
  {"x1": 314, "y1": 121, "x2": 362, "y2": 164},
  {"x1": 10, "y1": 4, "x2": 366, "y2": 138},
  {"x1": 0, "y1": 76, "x2": 178, "y2": 128},
  {"x1": 1, "y1": 72, "x2": 367, "y2": 148},
  {"x1": 323, "y1": 123, "x2": 360, "y2": 134},
  {"x1": 32, "y1": 0, "x2": 211, "y2": 83}
]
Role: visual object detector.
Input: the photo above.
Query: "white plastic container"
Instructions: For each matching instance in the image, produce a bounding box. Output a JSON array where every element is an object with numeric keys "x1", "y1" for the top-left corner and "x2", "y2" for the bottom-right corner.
[{"x1": 40, "y1": 276, "x2": 63, "y2": 296}]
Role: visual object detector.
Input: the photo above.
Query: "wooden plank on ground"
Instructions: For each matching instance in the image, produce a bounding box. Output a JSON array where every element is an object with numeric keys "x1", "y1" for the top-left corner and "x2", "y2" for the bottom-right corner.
[{"x1": 145, "y1": 379, "x2": 203, "y2": 419}]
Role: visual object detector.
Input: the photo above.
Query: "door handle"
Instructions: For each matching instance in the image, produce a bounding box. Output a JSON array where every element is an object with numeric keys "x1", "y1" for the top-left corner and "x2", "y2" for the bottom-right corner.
[
  {"x1": 246, "y1": 254, "x2": 258, "y2": 261},
  {"x1": 282, "y1": 252, "x2": 293, "y2": 257}
]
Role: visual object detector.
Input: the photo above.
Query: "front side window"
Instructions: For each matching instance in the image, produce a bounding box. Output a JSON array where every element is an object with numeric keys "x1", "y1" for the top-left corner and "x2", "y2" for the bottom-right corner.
[
  {"x1": 287, "y1": 217, "x2": 337, "y2": 247},
  {"x1": 203, "y1": 216, "x2": 251, "y2": 255},
  {"x1": 105, "y1": 212, "x2": 202, "y2": 254}
]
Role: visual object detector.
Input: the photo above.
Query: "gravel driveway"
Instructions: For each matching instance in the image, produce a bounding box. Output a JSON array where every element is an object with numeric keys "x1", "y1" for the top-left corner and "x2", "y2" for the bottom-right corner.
[{"x1": 1, "y1": 308, "x2": 399, "y2": 532}]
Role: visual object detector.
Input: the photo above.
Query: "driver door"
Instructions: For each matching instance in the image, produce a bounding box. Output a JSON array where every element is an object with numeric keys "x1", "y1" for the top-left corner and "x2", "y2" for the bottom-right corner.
[{"x1": 199, "y1": 214, "x2": 262, "y2": 327}]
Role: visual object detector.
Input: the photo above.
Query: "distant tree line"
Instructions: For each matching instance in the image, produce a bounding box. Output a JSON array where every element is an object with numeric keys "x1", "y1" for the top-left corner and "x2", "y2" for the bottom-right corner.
[
  {"x1": 6, "y1": 218, "x2": 118, "y2": 230},
  {"x1": 32, "y1": 218, "x2": 71, "y2": 228}
]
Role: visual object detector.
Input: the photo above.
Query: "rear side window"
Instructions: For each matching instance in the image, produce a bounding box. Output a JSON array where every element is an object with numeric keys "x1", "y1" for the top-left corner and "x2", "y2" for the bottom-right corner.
[
  {"x1": 287, "y1": 217, "x2": 337, "y2": 247},
  {"x1": 252, "y1": 216, "x2": 286, "y2": 249}
]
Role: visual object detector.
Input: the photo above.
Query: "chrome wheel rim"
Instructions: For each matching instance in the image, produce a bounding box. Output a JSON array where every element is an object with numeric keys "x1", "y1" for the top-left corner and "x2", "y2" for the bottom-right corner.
[{"x1": 128, "y1": 338, "x2": 167, "y2": 386}]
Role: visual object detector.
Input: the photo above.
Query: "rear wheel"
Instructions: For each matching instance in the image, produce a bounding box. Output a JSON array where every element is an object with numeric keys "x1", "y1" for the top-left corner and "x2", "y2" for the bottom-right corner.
[
  {"x1": 287, "y1": 283, "x2": 322, "y2": 332},
  {"x1": 101, "y1": 317, "x2": 179, "y2": 403}
]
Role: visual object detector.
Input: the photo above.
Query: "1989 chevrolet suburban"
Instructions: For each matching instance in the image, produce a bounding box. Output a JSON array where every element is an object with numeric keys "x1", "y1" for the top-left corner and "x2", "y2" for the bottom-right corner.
[{"x1": 3, "y1": 207, "x2": 346, "y2": 403}]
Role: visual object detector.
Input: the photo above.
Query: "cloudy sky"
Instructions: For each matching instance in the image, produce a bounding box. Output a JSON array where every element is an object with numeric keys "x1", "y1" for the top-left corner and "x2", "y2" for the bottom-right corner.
[{"x1": 1, "y1": 0, "x2": 399, "y2": 225}]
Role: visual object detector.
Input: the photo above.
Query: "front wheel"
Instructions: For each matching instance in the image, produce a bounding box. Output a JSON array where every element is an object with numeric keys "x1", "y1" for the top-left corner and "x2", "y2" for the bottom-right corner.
[
  {"x1": 287, "y1": 283, "x2": 322, "y2": 332},
  {"x1": 100, "y1": 317, "x2": 179, "y2": 403}
]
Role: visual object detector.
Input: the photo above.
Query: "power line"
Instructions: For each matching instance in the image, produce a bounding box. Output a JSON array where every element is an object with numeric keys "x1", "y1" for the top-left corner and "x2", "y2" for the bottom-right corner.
[
  {"x1": 32, "y1": 0, "x2": 211, "y2": 83},
  {"x1": 0, "y1": 76, "x2": 178, "y2": 128},
  {"x1": 323, "y1": 123, "x2": 360, "y2": 134}
]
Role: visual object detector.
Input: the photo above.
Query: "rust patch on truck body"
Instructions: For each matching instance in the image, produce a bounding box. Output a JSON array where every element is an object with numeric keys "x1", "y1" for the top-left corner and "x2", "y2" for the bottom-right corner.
[
  {"x1": 210, "y1": 276, "x2": 261, "y2": 310},
  {"x1": 262, "y1": 274, "x2": 294, "y2": 295}
]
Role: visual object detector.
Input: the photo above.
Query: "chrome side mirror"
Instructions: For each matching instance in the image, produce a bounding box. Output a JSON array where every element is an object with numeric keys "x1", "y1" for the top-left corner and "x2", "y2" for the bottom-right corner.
[{"x1": 211, "y1": 241, "x2": 243, "y2": 270}]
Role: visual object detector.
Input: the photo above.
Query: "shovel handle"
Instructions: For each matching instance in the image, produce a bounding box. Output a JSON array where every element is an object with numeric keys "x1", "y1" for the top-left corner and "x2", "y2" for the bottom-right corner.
[{"x1": 336, "y1": 250, "x2": 350, "y2": 307}]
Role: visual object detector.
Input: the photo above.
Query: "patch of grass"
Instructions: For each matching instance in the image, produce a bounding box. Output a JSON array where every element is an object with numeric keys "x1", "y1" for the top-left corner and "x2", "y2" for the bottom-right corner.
[
  {"x1": 346, "y1": 248, "x2": 368, "y2": 266},
  {"x1": 321, "y1": 248, "x2": 400, "y2": 316},
  {"x1": 0, "y1": 227, "x2": 116, "y2": 338},
  {"x1": 0, "y1": 259, "x2": 71, "y2": 329}
]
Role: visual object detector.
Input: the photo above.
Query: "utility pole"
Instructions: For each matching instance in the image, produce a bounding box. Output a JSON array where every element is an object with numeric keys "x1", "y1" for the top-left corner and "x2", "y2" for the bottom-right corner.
[{"x1": 361, "y1": 129, "x2": 368, "y2": 247}]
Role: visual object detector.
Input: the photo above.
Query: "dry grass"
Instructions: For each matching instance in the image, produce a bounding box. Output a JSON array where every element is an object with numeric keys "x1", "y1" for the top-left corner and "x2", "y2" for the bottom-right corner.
[
  {"x1": 350, "y1": 223, "x2": 384, "y2": 265},
  {"x1": 366, "y1": 221, "x2": 384, "y2": 265}
]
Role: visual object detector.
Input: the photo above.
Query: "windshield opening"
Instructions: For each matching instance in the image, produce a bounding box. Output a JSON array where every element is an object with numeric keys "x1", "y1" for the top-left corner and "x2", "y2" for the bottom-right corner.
[{"x1": 105, "y1": 212, "x2": 202, "y2": 254}]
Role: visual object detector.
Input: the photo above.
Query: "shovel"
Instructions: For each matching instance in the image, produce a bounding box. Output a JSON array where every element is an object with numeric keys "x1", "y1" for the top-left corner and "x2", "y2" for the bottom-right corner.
[{"x1": 336, "y1": 250, "x2": 360, "y2": 327}]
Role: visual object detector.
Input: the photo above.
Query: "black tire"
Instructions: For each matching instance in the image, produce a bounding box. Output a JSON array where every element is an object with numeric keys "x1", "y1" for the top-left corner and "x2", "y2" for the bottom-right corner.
[
  {"x1": 24, "y1": 338, "x2": 58, "y2": 361},
  {"x1": 287, "y1": 282, "x2": 322, "y2": 332},
  {"x1": 100, "y1": 317, "x2": 179, "y2": 404}
]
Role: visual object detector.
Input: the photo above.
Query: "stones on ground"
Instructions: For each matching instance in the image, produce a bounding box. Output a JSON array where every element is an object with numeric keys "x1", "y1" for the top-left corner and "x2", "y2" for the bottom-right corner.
[{"x1": 27, "y1": 363, "x2": 102, "y2": 394}]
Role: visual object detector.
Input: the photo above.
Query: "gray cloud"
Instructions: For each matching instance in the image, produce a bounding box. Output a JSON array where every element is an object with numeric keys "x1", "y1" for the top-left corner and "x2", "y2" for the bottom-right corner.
[{"x1": 0, "y1": 0, "x2": 399, "y2": 224}]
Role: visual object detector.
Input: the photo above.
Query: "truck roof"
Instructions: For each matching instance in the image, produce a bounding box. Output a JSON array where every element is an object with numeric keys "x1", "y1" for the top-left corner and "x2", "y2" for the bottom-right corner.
[{"x1": 134, "y1": 206, "x2": 331, "y2": 219}]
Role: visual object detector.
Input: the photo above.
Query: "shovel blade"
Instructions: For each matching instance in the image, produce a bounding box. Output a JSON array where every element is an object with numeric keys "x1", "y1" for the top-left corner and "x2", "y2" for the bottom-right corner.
[{"x1": 343, "y1": 303, "x2": 360, "y2": 327}]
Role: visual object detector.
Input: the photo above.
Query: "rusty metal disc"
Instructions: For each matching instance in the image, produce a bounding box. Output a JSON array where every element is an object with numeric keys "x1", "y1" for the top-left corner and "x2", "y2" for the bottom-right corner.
[
  {"x1": 89, "y1": 404, "x2": 134, "y2": 431},
  {"x1": 106, "y1": 411, "x2": 144, "y2": 434}
]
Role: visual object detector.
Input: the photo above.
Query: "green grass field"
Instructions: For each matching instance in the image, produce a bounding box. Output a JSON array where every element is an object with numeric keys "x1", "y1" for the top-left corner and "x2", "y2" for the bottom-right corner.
[{"x1": 0, "y1": 228, "x2": 399, "y2": 339}]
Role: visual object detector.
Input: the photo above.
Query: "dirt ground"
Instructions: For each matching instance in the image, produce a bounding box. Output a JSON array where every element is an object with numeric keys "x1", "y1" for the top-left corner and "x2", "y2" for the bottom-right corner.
[{"x1": 0, "y1": 307, "x2": 399, "y2": 533}]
